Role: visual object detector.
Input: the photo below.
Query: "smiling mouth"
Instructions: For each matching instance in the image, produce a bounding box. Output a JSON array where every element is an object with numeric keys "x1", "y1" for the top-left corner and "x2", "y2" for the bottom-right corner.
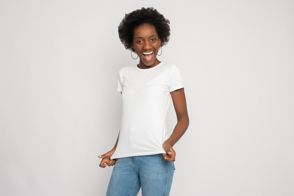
[
  {"x1": 142, "y1": 51, "x2": 153, "y2": 61},
  {"x1": 143, "y1": 51, "x2": 153, "y2": 56}
]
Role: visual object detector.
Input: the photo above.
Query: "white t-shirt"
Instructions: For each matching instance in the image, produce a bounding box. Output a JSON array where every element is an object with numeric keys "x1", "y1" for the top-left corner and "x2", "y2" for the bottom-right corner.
[{"x1": 110, "y1": 62, "x2": 184, "y2": 159}]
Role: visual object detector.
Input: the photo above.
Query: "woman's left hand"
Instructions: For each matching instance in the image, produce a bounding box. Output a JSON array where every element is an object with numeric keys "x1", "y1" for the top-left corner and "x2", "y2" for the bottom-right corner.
[{"x1": 162, "y1": 140, "x2": 176, "y2": 162}]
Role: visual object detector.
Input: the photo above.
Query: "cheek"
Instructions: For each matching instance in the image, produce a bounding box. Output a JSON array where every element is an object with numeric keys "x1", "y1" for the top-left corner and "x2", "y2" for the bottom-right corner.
[
  {"x1": 135, "y1": 48, "x2": 142, "y2": 54},
  {"x1": 155, "y1": 44, "x2": 160, "y2": 51},
  {"x1": 135, "y1": 44, "x2": 142, "y2": 50}
]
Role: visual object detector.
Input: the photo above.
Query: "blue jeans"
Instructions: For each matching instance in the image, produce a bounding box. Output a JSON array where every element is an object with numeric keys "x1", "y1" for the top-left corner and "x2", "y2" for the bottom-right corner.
[{"x1": 106, "y1": 153, "x2": 175, "y2": 196}]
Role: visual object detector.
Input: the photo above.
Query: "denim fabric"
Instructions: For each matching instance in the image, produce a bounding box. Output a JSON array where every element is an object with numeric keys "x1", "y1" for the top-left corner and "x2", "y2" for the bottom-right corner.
[{"x1": 106, "y1": 153, "x2": 175, "y2": 196}]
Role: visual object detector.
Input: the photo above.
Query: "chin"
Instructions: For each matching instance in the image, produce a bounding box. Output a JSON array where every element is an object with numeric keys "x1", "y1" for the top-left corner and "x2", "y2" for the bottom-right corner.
[
  {"x1": 144, "y1": 62, "x2": 155, "y2": 66},
  {"x1": 141, "y1": 59, "x2": 156, "y2": 66}
]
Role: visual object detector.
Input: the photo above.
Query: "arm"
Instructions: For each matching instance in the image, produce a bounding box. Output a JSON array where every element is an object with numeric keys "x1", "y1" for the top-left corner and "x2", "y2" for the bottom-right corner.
[{"x1": 167, "y1": 88, "x2": 189, "y2": 147}]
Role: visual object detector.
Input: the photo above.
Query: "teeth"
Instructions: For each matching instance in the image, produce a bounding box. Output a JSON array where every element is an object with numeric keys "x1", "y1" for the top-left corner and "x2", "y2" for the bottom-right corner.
[{"x1": 143, "y1": 51, "x2": 153, "y2": 55}]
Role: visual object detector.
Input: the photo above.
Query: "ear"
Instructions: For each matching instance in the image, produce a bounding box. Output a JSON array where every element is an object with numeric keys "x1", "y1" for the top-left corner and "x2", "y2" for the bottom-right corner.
[
  {"x1": 131, "y1": 43, "x2": 134, "y2": 50},
  {"x1": 158, "y1": 38, "x2": 162, "y2": 46}
]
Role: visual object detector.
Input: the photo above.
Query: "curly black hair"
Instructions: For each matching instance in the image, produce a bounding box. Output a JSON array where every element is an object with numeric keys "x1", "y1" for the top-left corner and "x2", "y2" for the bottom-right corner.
[{"x1": 118, "y1": 7, "x2": 170, "y2": 52}]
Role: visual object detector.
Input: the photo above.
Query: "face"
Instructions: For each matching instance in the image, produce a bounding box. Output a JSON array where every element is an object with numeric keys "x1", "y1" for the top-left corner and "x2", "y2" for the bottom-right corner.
[{"x1": 131, "y1": 23, "x2": 162, "y2": 67}]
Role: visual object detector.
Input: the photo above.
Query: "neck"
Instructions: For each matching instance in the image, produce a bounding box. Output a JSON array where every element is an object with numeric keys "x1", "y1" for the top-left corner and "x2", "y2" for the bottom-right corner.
[{"x1": 138, "y1": 59, "x2": 161, "y2": 69}]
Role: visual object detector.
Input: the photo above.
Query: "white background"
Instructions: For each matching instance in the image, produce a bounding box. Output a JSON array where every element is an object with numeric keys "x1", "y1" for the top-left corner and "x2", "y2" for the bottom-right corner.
[{"x1": 1, "y1": 0, "x2": 293, "y2": 195}]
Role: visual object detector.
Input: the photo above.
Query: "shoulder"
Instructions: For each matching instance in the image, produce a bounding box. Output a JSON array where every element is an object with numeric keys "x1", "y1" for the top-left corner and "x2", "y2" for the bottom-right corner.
[
  {"x1": 162, "y1": 62, "x2": 180, "y2": 68},
  {"x1": 158, "y1": 62, "x2": 174, "y2": 71},
  {"x1": 162, "y1": 62, "x2": 181, "y2": 74},
  {"x1": 117, "y1": 65, "x2": 133, "y2": 76}
]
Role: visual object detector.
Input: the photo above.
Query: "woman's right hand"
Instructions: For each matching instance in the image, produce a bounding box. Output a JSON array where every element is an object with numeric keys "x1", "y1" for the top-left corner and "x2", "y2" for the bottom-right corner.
[{"x1": 98, "y1": 149, "x2": 117, "y2": 168}]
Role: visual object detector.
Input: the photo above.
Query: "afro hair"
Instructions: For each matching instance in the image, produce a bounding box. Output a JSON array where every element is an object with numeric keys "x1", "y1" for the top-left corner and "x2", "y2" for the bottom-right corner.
[{"x1": 118, "y1": 7, "x2": 170, "y2": 52}]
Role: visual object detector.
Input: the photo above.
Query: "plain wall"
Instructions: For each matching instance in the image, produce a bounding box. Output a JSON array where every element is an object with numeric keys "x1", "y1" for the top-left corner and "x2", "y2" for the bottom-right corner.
[{"x1": 0, "y1": 0, "x2": 293, "y2": 195}]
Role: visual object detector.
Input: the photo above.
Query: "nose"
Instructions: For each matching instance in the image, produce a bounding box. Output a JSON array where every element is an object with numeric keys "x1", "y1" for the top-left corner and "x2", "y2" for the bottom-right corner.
[{"x1": 143, "y1": 40, "x2": 152, "y2": 51}]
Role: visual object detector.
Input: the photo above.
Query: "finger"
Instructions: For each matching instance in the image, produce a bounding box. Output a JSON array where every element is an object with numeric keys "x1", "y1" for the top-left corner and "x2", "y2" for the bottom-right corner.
[
  {"x1": 166, "y1": 150, "x2": 172, "y2": 157},
  {"x1": 99, "y1": 160, "x2": 106, "y2": 168},
  {"x1": 100, "y1": 159, "x2": 110, "y2": 167},
  {"x1": 166, "y1": 152, "x2": 175, "y2": 162},
  {"x1": 169, "y1": 151, "x2": 175, "y2": 158},
  {"x1": 163, "y1": 154, "x2": 170, "y2": 161},
  {"x1": 110, "y1": 160, "x2": 116, "y2": 166},
  {"x1": 169, "y1": 149, "x2": 175, "y2": 160},
  {"x1": 172, "y1": 148, "x2": 176, "y2": 156},
  {"x1": 170, "y1": 154, "x2": 175, "y2": 162},
  {"x1": 167, "y1": 155, "x2": 176, "y2": 162},
  {"x1": 105, "y1": 160, "x2": 111, "y2": 166},
  {"x1": 108, "y1": 160, "x2": 114, "y2": 166},
  {"x1": 168, "y1": 148, "x2": 176, "y2": 158},
  {"x1": 98, "y1": 153, "x2": 110, "y2": 159},
  {"x1": 100, "y1": 162, "x2": 108, "y2": 168},
  {"x1": 165, "y1": 156, "x2": 172, "y2": 162},
  {"x1": 162, "y1": 153, "x2": 167, "y2": 159},
  {"x1": 99, "y1": 151, "x2": 113, "y2": 159}
]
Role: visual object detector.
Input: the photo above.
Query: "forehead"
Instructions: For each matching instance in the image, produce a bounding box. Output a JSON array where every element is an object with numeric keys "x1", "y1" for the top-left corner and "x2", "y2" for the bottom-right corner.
[{"x1": 133, "y1": 23, "x2": 158, "y2": 38}]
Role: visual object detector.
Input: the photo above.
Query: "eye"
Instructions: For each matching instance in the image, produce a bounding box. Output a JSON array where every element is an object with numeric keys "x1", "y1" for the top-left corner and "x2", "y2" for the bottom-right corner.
[
  {"x1": 151, "y1": 38, "x2": 156, "y2": 41},
  {"x1": 137, "y1": 40, "x2": 142, "y2": 44}
]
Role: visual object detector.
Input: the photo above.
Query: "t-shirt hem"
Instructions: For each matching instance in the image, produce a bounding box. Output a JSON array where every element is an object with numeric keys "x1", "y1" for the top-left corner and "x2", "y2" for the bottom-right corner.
[
  {"x1": 111, "y1": 150, "x2": 166, "y2": 159},
  {"x1": 170, "y1": 85, "x2": 184, "y2": 92}
]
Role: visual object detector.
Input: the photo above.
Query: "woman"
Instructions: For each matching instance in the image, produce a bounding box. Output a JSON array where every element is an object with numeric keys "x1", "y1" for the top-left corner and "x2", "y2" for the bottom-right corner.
[{"x1": 98, "y1": 7, "x2": 189, "y2": 196}]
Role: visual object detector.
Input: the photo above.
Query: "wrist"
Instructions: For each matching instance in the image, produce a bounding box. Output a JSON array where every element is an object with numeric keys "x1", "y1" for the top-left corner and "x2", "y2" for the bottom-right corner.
[{"x1": 166, "y1": 138, "x2": 174, "y2": 147}]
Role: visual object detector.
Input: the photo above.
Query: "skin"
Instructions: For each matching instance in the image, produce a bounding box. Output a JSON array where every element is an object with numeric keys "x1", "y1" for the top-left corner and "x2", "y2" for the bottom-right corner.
[
  {"x1": 98, "y1": 23, "x2": 189, "y2": 168},
  {"x1": 131, "y1": 23, "x2": 162, "y2": 69}
]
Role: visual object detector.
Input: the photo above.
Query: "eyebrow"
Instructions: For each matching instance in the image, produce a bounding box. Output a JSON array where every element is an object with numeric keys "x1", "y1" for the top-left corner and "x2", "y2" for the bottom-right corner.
[{"x1": 135, "y1": 35, "x2": 157, "y2": 39}]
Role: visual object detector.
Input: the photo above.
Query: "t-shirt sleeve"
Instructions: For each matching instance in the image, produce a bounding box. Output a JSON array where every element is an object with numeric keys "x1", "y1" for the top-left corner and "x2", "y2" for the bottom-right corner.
[
  {"x1": 169, "y1": 64, "x2": 184, "y2": 92},
  {"x1": 117, "y1": 70, "x2": 123, "y2": 92}
]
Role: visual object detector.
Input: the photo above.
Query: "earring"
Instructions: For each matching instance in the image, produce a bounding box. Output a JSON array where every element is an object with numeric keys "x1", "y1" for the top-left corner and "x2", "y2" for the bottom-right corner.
[
  {"x1": 131, "y1": 49, "x2": 138, "y2": 60},
  {"x1": 157, "y1": 47, "x2": 162, "y2": 56}
]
